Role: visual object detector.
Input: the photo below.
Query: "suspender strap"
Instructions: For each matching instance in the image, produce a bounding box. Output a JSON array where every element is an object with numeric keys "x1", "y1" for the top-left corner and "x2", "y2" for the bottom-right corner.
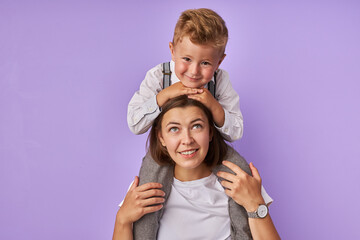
[
  {"x1": 162, "y1": 62, "x2": 171, "y2": 89},
  {"x1": 208, "y1": 71, "x2": 217, "y2": 99}
]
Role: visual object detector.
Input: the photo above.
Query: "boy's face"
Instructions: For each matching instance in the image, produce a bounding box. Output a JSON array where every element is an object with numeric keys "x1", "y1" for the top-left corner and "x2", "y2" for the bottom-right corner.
[{"x1": 169, "y1": 36, "x2": 226, "y2": 88}]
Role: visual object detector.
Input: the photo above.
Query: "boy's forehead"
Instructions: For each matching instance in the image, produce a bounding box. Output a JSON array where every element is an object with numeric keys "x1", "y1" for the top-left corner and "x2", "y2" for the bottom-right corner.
[{"x1": 175, "y1": 36, "x2": 224, "y2": 56}]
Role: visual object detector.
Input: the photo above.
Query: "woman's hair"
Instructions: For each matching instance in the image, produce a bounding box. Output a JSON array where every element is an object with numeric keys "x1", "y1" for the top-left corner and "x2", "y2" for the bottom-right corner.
[
  {"x1": 147, "y1": 95, "x2": 228, "y2": 168},
  {"x1": 172, "y1": 8, "x2": 228, "y2": 54}
]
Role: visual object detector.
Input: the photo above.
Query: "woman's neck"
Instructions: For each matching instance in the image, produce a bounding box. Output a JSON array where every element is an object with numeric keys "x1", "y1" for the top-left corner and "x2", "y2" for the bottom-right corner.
[{"x1": 174, "y1": 164, "x2": 212, "y2": 182}]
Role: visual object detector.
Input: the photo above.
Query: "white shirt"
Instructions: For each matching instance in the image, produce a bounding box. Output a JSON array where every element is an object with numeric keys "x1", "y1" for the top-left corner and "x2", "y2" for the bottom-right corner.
[
  {"x1": 127, "y1": 61, "x2": 244, "y2": 142},
  {"x1": 119, "y1": 174, "x2": 273, "y2": 239},
  {"x1": 157, "y1": 173, "x2": 273, "y2": 240}
]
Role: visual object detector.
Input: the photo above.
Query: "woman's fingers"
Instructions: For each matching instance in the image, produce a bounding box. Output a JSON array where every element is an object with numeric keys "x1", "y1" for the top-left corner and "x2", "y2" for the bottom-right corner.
[
  {"x1": 217, "y1": 171, "x2": 237, "y2": 183},
  {"x1": 136, "y1": 182, "x2": 163, "y2": 192},
  {"x1": 249, "y1": 162, "x2": 261, "y2": 182},
  {"x1": 141, "y1": 188, "x2": 165, "y2": 199},
  {"x1": 141, "y1": 197, "x2": 165, "y2": 207},
  {"x1": 129, "y1": 176, "x2": 139, "y2": 191},
  {"x1": 142, "y1": 204, "x2": 164, "y2": 215},
  {"x1": 222, "y1": 160, "x2": 246, "y2": 176},
  {"x1": 220, "y1": 180, "x2": 233, "y2": 190}
]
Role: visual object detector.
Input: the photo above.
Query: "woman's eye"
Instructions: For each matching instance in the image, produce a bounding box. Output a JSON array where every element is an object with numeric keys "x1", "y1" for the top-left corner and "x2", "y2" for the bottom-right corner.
[
  {"x1": 169, "y1": 127, "x2": 179, "y2": 133},
  {"x1": 192, "y1": 124, "x2": 202, "y2": 130}
]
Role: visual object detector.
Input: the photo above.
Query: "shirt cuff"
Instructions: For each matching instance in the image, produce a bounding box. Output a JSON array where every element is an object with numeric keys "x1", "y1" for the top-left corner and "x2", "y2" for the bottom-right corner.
[
  {"x1": 129, "y1": 95, "x2": 160, "y2": 126},
  {"x1": 215, "y1": 110, "x2": 232, "y2": 141},
  {"x1": 261, "y1": 185, "x2": 274, "y2": 206}
]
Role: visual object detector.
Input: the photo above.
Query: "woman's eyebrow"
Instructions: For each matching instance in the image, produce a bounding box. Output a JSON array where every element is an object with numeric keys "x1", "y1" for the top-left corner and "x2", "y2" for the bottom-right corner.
[
  {"x1": 166, "y1": 121, "x2": 180, "y2": 127},
  {"x1": 190, "y1": 118, "x2": 205, "y2": 124}
]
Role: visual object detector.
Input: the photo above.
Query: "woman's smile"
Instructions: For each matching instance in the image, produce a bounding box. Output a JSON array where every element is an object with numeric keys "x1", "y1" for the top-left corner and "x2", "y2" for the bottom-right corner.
[{"x1": 178, "y1": 148, "x2": 199, "y2": 158}]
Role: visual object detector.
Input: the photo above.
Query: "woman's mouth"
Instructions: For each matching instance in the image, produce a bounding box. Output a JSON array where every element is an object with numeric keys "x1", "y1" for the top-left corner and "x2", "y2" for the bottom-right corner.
[{"x1": 179, "y1": 149, "x2": 198, "y2": 158}]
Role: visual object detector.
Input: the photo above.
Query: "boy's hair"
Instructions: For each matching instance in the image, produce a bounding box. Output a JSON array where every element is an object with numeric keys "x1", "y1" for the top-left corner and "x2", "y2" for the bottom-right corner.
[
  {"x1": 147, "y1": 95, "x2": 228, "y2": 168},
  {"x1": 172, "y1": 8, "x2": 228, "y2": 54}
]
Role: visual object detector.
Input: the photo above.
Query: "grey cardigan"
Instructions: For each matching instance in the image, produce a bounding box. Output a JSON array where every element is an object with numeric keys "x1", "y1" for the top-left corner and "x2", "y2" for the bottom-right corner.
[{"x1": 133, "y1": 146, "x2": 253, "y2": 240}]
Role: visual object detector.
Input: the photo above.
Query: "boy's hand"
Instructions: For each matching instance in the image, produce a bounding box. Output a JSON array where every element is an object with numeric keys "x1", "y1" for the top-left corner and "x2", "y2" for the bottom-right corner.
[
  {"x1": 156, "y1": 82, "x2": 203, "y2": 107},
  {"x1": 187, "y1": 88, "x2": 225, "y2": 127}
]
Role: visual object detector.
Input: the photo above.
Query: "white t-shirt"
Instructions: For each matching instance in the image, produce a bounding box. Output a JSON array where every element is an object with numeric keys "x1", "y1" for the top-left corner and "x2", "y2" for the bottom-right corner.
[
  {"x1": 157, "y1": 173, "x2": 273, "y2": 240},
  {"x1": 120, "y1": 173, "x2": 273, "y2": 239}
]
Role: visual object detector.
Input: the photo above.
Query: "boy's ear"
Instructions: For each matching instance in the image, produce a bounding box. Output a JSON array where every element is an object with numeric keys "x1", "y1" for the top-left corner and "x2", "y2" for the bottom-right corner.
[
  {"x1": 216, "y1": 53, "x2": 226, "y2": 70},
  {"x1": 169, "y1": 42, "x2": 175, "y2": 61},
  {"x1": 158, "y1": 131, "x2": 166, "y2": 147}
]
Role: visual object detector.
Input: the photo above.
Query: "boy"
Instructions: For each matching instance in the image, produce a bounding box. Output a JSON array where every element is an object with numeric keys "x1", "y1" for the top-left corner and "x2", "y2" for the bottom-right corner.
[{"x1": 127, "y1": 8, "x2": 243, "y2": 142}]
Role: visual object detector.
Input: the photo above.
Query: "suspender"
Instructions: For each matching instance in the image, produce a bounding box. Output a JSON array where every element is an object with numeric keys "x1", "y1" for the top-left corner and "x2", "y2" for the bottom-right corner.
[
  {"x1": 162, "y1": 62, "x2": 216, "y2": 98},
  {"x1": 162, "y1": 62, "x2": 171, "y2": 89}
]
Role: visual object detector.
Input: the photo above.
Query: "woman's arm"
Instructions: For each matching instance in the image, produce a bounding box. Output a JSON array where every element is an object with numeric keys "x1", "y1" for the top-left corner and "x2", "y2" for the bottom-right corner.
[
  {"x1": 112, "y1": 176, "x2": 165, "y2": 240},
  {"x1": 217, "y1": 161, "x2": 280, "y2": 240}
]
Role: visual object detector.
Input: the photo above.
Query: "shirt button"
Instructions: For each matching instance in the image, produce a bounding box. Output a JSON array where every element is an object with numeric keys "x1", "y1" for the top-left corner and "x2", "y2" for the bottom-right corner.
[{"x1": 224, "y1": 128, "x2": 229, "y2": 133}]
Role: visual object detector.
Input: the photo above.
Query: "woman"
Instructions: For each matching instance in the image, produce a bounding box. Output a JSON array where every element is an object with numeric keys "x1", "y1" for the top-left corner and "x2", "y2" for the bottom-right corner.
[{"x1": 113, "y1": 95, "x2": 280, "y2": 240}]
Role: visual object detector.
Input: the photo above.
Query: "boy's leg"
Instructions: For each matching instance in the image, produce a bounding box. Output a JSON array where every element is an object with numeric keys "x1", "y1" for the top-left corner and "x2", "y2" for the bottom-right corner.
[
  {"x1": 213, "y1": 146, "x2": 252, "y2": 239},
  {"x1": 133, "y1": 152, "x2": 173, "y2": 239}
]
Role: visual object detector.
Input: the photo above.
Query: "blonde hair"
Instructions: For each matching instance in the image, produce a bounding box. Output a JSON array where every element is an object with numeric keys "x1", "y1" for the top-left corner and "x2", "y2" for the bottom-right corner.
[{"x1": 172, "y1": 8, "x2": 228, "y2": 54}]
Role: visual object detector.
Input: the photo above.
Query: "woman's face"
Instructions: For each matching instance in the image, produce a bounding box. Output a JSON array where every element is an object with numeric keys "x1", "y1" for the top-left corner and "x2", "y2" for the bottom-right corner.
[{"x1": 158, "y1": 106, "x2": 212, "y2": 179}]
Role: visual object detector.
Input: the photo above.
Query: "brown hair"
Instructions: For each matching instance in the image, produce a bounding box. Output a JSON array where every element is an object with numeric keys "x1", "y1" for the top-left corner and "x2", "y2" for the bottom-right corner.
[
  {"x1": 147, "y1": 95, "x2": 228, "y2": 168},
  {"x1": 172, "y1": 8, "x2": 228, "y2": 54}
]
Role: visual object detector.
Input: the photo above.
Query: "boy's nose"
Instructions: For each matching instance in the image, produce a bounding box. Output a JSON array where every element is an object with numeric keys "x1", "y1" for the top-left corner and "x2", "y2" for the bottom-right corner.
[{"x1": 189, "y1": 63, "x2": 200, "y2": 76}]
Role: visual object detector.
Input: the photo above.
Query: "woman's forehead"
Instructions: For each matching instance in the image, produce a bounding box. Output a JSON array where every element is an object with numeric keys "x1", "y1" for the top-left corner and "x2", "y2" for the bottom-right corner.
[{"x1": 162, "y1": 106, "x2": 208, "y2": 124}]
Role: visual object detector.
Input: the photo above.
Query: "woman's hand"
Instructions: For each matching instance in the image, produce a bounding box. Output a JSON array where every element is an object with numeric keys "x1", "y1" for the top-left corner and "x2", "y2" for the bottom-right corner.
[
  {"x1": 217, "y1": 161, "x2": 264, "y2": 212},
  {"x1": 116, "y1": 176, "x2": 165, "y2": 226}
]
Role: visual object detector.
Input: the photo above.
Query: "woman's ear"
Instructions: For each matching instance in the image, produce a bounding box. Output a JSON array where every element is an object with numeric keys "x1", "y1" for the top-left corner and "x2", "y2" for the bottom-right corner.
[{"x1": 158, "y1": 131, "x2": 166, "y2": 147}]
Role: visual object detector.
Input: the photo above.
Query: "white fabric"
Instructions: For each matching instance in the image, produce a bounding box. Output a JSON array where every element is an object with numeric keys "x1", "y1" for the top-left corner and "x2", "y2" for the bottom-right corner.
[
  {"x1": 118, "y1": 174, "x2": 273, "y2": 239},
  {"x1": 157, "y1": 173, "x2": 273, "y2": 240},
  {"x1": 127, "y1": 61, "x2": 244, "y2": 142},
  {"x1": 157, "y1": 173, "x2": 231, "y2": 240}
]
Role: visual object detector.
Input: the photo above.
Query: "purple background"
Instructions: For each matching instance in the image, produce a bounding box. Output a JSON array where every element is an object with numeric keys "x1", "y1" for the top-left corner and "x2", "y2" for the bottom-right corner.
[{"x1": 1, "y1": 0, "x2": 359, "y2": 239}]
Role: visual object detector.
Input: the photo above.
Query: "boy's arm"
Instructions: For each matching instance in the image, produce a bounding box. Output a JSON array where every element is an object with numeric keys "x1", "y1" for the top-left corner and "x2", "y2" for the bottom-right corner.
[
  {"x1": 214, "y1": 70, "x2": 244, "y2": 142},
  {"x1": 127, "y1": 65, "x2": 163, "y2": 135},
  {"x1": 127, "y1": 65, "x2": 202, "y2": 135},
  {"x1": 188, "y1": 70, "x2": 243, "y2": 142}
]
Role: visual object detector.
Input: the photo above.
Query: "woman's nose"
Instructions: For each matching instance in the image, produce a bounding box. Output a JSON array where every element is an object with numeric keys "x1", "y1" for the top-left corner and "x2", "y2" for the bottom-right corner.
[{"x1": 181, "y1": 130, "x2": 194, "y2": 145}]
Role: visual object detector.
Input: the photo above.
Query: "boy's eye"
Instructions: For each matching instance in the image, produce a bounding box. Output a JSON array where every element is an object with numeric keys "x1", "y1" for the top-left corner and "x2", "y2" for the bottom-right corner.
[
  {"x1": 183, "y1": 57, "x2": 191, "y2": 62},
  {"x1": 201, "y1": 61, "x2": 211, "y2": 66}
]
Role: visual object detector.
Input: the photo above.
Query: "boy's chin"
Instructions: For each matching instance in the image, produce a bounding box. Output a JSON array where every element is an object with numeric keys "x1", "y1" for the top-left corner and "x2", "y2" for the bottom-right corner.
[{"x1": 181, "y1": 81, "x2": 206, "y2": 89}]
